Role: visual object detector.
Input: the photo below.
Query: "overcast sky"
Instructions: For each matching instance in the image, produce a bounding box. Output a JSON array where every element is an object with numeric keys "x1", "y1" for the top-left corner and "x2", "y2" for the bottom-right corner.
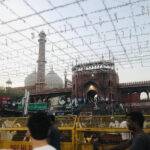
[{"x1": 0, "y1": 0, "x2": 150, "y2": 87}]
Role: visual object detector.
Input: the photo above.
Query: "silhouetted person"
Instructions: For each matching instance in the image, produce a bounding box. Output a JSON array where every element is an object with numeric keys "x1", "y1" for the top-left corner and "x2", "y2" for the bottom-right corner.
[
  {"x1": 110, "y1": 111, "x2": 150, "y2": 150},
  {"x1": 91, "y1": 133, "x2": 101, "y2": 150},
  {"x1": 27, "y1": 112, "x2": 56, "y2": 150},
  {"x1": 47, "y1": 114, "x2": 61, "y2": 150}
]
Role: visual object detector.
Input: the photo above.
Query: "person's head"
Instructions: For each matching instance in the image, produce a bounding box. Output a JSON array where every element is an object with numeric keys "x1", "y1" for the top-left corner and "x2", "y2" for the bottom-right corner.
[
  {"x1": 110, "y1": 116, "x2": 115, "y2": 121},
  {"x1": 126, "y1": 111, "x2": 145, "y2": 131},
  {"x1": 27, "y1": 112, "x2": 50, "y2": 140}
]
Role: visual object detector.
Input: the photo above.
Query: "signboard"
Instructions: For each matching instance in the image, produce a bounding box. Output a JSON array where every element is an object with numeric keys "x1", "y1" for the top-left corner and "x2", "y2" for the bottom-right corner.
[{"x1": 18, "y1": 102, "x2": 48, "y2": 111}]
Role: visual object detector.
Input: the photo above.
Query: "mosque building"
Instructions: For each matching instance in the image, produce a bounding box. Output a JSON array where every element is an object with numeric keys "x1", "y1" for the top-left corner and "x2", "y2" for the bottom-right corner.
[
  {"x1": 0, "y1": 2, "x2": 150, "y2": 150},
  {"x1": 24, "y1": 31, "x2": 65, "y2": 93},
  {"x1": 11, "y1": 31, "x2": 150, "y2": 114}
]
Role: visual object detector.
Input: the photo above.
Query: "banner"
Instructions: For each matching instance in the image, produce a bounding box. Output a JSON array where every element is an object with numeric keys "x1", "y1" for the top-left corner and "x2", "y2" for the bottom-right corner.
[{"x1": 23, "y1": 89, "x2": 30, "y2": 116}]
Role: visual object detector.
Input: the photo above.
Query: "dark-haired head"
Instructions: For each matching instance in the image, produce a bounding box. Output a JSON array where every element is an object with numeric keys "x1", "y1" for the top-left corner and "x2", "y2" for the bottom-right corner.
[
  {"x1": 27, "y1": 112, "x2": 50, "y2": 140},
  {"x1": 126, "y1": 111, "x2": 145, "y2": 131}
]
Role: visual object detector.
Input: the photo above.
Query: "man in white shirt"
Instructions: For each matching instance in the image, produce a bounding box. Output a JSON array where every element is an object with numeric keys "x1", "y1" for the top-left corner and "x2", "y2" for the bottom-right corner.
[
  {"x1": 114, "y1": 120, "x2": 120, "y2": 128},
  {"x1": 109, "y1": 121, "x2": 115, "y2": 128},
  {"x1": 120, "y1": 120, "x2": 131, "y2": 141},
  {"x1": 27, "y1": 112, "x2": 56, "y2": 150}
]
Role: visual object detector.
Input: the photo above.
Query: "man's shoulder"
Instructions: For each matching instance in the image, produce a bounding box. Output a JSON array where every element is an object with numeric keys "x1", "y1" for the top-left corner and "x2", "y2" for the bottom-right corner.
[
  {"x1": 33, "y1": 145, "x2": 56, "y2": 150},
  {"x1": 120, "y1": 121, "x2": 127, "y2": 127},
  {"x1": 133, "y1": 133, "x2": 150, "y2": 147},
  {"x1": 136, "y1": 133, "x2": 150, "y2": 140}
]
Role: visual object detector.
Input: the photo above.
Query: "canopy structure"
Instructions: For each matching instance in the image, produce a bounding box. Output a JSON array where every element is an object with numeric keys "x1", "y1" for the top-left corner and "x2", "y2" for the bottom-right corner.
[{"x1": 0, "y1": 0, "x2": 150, "y2": 87}]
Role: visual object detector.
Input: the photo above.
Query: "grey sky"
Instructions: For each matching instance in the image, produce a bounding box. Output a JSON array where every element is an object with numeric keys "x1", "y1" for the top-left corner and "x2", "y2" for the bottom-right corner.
[{"x1": 0, "y1": 0, "x2": 150, "y2": 87}]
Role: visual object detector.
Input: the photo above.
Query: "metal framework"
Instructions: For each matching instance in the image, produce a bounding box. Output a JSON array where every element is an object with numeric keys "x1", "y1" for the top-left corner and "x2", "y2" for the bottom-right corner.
[{"x1": 0, "y1": 0, "x2": 150, "y2": 86}]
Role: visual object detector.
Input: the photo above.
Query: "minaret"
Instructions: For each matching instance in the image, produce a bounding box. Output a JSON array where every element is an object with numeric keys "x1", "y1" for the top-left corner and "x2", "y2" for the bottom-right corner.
[
  {"x1": 36, "y1": 31, "x2": 46, "y2": 92},
  {"x1": 64, "y1": 69, "x2": 67, "y2": 88}
]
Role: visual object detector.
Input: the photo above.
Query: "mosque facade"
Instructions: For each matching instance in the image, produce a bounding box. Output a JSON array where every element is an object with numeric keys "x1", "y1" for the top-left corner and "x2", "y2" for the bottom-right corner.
[
  {"x1": 24, "y1": 31, "x2": 64, "y2": 91},
  {"x1": 12, "y1": 31, "x2": 150, "y2": 113}
]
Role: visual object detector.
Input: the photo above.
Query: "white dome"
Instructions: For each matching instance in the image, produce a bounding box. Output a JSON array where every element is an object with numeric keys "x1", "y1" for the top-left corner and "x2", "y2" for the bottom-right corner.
[
  {"x1": 25, "y1": 71, "x2": 36, "y2": 86},
  {"x1": 46, "y1": 69, "x2": 63, "y2": 89}
]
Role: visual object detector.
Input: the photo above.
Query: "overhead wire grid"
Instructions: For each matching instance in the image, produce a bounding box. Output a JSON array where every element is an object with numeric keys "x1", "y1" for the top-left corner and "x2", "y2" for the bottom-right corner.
[{"x1": 0, "y1": 0, "x2": 149, "y2": 86}]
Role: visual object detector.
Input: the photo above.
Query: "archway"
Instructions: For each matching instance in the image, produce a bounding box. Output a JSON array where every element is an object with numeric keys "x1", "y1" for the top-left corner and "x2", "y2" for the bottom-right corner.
[
  {"x1": 87, "y1": 90, "x2": 97, "y2": 102},
  {"x1": 140, "y1": 92, "x2": 148, "y2": 100},
  {"x1": 84, "y1": 81, "x2": 98, "y2": 104}
]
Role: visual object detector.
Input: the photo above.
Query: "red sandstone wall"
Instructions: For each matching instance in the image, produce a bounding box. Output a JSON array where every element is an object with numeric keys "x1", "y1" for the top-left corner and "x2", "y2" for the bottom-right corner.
[
  {"x1": 72, "y1": 69, "x2": 119, "y2": 100},
  {"x1": 122, "y1": 92, "x2": 140, "y2": 103}
]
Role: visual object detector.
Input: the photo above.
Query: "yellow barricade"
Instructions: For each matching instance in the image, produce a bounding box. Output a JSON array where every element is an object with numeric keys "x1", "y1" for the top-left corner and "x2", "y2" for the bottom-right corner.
[
  {"x1": 0, "y1": 115, "x2": 150, "y2": 150},
  {"x1": 57, "y1": 115, "x2": 77, "y2": 150},
  {"x1": 0, "y1": 115, "x2": 77, "y2": 150},
  {"x1": 0, "y1": 140, "x2": 32, "y2": 150},
  {"x1": 75, "y1": 115, "x2": 150, "y2": 150}
]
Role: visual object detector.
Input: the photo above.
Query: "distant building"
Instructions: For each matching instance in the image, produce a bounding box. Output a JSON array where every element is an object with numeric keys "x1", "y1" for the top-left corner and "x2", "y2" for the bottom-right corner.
[{"x1": 12, "y1": 32, "x2": 150, "y2": 114}]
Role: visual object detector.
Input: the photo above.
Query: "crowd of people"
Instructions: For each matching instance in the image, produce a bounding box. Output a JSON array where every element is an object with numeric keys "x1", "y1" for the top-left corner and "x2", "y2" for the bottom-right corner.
[
  {"x1": 0, "y1": 94, "x2": 128, "y2": 117},
  {"x1": 46, "y1": 96, "x2": 126, "y2": 115},
  {"x1": 0, "y1": 110, "x2": 150, "y2": 149}
]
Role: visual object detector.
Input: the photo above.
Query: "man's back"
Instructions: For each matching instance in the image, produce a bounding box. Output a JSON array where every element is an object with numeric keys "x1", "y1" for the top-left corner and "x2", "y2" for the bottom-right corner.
[{"x1": 33, "y1": 145, "x2": 56, "y2": 150}]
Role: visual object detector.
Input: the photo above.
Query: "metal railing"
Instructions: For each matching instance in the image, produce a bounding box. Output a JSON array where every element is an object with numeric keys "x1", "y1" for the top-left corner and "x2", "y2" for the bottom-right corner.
[{"x1": 0, "y1": 115, "x2": 150, "y2": 150}]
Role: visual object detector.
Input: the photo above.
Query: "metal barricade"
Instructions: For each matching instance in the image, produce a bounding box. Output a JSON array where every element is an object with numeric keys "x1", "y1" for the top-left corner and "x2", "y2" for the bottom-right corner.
[
  {"x1": 0, "y1": 115, "x2": 77, "y2": 150},
  {"x1": 76, "y1": 115, "x2": 150, "y2": 150},
  {"x1": 0, "y1": 117, "x2": 28, "y2": 128},
  {"x1": 57, "y1": 115, "x2": 77, "y2": 150},
  {"x1": 0, "y1": 127, "x2": 31, "y2": 150},
  {"x1": 0, "y1": 115, "x2": 150, "y2": 150}
]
